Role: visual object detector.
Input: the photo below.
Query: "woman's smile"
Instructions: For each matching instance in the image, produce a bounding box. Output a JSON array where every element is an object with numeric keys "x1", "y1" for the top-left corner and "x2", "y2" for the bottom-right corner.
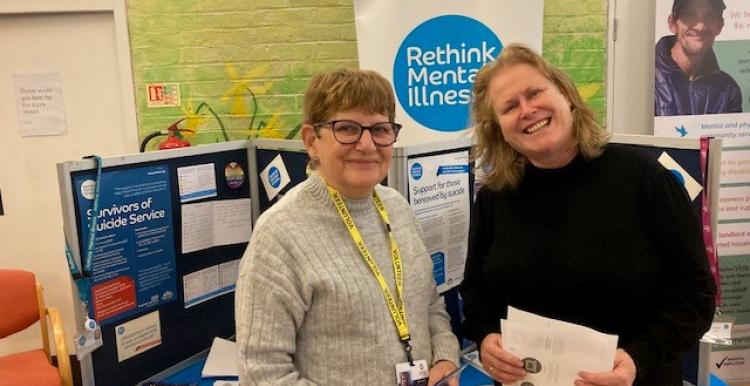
[{"x1": 523, "y1": 118, "x2": 551, "y2": 134}]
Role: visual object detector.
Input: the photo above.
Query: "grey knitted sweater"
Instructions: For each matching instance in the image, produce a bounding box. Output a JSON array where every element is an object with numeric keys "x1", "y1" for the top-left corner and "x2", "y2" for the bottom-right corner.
[{"x1": 235, "y1": 172, "x2": 459, "y2": 385}]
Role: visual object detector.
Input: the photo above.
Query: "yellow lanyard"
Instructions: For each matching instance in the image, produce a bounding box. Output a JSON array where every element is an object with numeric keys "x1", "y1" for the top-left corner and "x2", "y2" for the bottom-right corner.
[{"x1": 327, "y1": 185, "x2": 414, "y2": 362}]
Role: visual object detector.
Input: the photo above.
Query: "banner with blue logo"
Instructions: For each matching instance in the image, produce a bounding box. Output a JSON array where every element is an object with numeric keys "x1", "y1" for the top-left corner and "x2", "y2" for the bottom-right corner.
[
  {"x1": 407, "y1": 150, "x2": 470, "y2": 292},
  {"x1": 354, "y1": 1, "x2": 543, "y2": 145}
]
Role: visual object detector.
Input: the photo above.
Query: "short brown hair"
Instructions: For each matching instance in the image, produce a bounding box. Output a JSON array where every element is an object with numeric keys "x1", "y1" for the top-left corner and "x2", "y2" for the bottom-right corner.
[
  {"x1": 303, "y1": 68, "x2": 396, "y2": 125},
  {"x1": 472, "y1": 43, "x2": 609, "y2": 191}
]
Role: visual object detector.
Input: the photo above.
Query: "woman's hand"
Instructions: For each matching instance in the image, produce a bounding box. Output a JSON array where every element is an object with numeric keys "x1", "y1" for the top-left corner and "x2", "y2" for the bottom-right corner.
[
  {"x1": 427, "y1": 360, "x2": 458, "y2": 386},
  {"x1": 575, "y1": 349, "x2": 636, "y2": 386},
  {"x1": 480, "y1": 333, "x2": 525, "y2": 384}
]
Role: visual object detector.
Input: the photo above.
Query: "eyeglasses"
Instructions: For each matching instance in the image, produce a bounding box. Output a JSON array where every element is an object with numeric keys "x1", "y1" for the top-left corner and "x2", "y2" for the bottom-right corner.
[{"x1": 313, "y1": 120, "x2": 401, "y2": 146}]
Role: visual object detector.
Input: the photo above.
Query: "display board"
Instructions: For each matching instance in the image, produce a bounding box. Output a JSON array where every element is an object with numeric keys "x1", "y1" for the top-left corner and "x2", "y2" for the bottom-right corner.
[
  {"x1": 57, "y1": 141, "x2": 252, "y2": 386},
  {"x1": 609, "y1": 134, "x2": 720, "y2": 225}
]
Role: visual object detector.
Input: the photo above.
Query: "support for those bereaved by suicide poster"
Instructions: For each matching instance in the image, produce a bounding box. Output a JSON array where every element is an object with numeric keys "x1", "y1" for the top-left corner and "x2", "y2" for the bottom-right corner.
[
  {"x1": 74, "y1": 165, "x2": 177, "y2": 325},
  {"x1": 354, "y1": 1, "x2": 543, "y2": 145},
  {"x1": 408, "y1": 151, "x2": 470, "y2": 292},
  {"x1": 654, "y1": 0, "x2": 750, "y2": 381}
]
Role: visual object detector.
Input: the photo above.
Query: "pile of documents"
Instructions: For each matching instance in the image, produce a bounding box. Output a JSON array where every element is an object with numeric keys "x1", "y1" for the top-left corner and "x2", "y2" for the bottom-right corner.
[
  {"x1": 501, "y1": 306, "x2": 618, "y2": 386},
  {"x1": 202, "y1": 337, "x2": 239, "y2": 378}
]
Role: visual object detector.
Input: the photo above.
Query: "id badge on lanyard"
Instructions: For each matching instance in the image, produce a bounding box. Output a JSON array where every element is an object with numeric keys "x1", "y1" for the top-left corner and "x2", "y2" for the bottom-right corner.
[
  {"x1": 327, "y1": 185, "x2": 428, "y2": 386},
  {"x1": 395, "y1": 359, "x2": 429, "y2": 386}
]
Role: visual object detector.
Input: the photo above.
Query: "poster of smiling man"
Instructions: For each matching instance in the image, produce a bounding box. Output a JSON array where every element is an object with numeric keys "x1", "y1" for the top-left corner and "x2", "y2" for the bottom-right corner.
[{"x1": 654, "y1": 0, "x2": 750, "y2": 138}]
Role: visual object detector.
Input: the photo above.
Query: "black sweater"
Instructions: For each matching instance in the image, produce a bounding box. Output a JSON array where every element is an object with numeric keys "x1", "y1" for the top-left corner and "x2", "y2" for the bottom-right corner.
[{"x1": 460, "y1": 145, "x2": 715, "y2": 386}]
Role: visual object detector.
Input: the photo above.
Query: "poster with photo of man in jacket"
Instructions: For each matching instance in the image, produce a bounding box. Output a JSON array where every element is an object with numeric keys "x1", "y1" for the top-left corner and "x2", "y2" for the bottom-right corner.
[{"x1": 655, "y1": 0, "x2": 742, "y2": 116}]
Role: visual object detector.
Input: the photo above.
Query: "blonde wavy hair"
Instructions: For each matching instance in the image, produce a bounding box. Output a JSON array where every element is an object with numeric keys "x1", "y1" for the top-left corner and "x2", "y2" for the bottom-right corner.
[{"x1": 472, "y1": 43, "x2": 609, "y2": 191}]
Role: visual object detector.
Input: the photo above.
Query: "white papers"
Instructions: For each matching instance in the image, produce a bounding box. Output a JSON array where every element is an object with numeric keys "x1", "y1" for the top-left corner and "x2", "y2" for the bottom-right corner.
[
  {"x1": 703, "y1": 320, "x2": 733, "y2": 344},
  {"x1": 501, "y1": 306, "x2": 618, "y2": 386},
  {"x1": 183, "y1": 259, "x2": 240, "y2": 308},
  {"x1": 178, "y1": 163, "x2": 218, "y2": 203},
  {"x1": 202, "y1": 337, "x2": 239, "y2": 378},
  {"x1": 181, "y1": 198, "x2": 252, "y2": 253},
  {"x1": 260, "y1": 154, "x2": 291, "y2": 201},
  {"x1": 115, "y1": 311, "x2": 162, "y2": 362}
]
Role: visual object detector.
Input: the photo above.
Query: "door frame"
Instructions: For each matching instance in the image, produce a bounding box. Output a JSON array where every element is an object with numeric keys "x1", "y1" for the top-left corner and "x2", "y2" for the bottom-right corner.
[
  {"x1": 0, "y1": 0, "x2": 138, "y2": 150},
  {"x1": 0, "y1": 2, "x2": 137, "y2": 384}
]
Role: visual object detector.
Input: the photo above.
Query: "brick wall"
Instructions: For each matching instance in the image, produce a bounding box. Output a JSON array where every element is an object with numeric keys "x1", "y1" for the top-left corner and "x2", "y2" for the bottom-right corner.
[
  {"x1": 127, "y1": 0, "x2": 607, "y2": 149},
  {"x1": 544, "y1": 0, "x2": 608, "y2": 122}
]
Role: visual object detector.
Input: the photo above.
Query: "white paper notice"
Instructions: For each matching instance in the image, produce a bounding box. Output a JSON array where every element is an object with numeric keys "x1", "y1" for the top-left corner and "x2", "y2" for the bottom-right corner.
[
  {"x1": 215, "y1": 199, "x2": 253, "y2": 246},
  {"x1": 407, "y1": 151, "x2": 470, "y2": 292},
  {"x1": 178, "y1": 163, "x2": 218, "y2": 203},
  {"x1": 183, "y1": 259, "x2": 240, "y2": 308},
  {"x1": 182, "y1": 201, "x2": 214, "y2": 253},
  {"x1": 501, "y1": 306, "x2": 618, "y2": 386},
  {"x1": 260, "y1": 154, "x2": 291, "y2": 202},
  {"x1": 657, "y1": 152, "x2": 702, "y2": 200},
  {"x1": 181, "y1": 198, "x2": 252, "y2": 253},
  {"x1": 14, "y1": 72, "x2": 67, "y2": 136},
  {"x1": 218, "y1": 259, "x2": 240, "y2": 289},
  {"x1": 115, "y1": 311, "x2": 162, "y2": 362},
  {"x1": 184, "y1": 265, "x2": 219, "y2": 308}
]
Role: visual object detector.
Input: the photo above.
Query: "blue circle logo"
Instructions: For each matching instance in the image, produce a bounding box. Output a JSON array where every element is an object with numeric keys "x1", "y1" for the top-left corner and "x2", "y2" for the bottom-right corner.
[
  {"x1": 394, "y1": 15, "x2": 502, "y2": 132},
  {"x1": 411, "y1": 163, "x2": 423, "y2": 180},
  {"x1": 669, "y1": 169, "x2": 685, "y2": 186},
  {"x1": 269, "y1": 166, "x2": 281, "y2": 188}
]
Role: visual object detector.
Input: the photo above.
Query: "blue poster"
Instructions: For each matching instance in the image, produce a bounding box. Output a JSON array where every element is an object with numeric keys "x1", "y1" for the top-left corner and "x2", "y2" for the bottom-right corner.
[{"x1": 75, "y1": 164, "x2": 176, "y2": 325}]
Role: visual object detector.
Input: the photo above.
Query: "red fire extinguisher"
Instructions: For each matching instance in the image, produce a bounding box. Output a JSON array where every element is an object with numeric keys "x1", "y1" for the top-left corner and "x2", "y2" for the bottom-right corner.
[
  {"x1": 139, "y1": 119, "x2": 192, "y2": 152},
  {"x1": 158, "y1": 119, "x2": 191, "y2": 150}
]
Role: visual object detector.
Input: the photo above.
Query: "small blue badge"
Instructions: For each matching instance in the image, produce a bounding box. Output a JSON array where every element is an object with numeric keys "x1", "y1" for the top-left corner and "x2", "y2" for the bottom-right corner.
[
  {"x1": 411, "y1": 163, "x2": 423, "y2": 180},
  {"x1": 269, "y1": 166, "x2": 281, "y2": 188}
]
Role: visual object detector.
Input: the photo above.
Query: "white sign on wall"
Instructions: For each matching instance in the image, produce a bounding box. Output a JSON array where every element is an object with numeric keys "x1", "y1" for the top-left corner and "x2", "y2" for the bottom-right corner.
[
  {"x1": 13, "y1": 72, "x2": 67, "y2": 136},
  {"x1": 354, "y1": 1, "x2": 543, "y2": 145}
]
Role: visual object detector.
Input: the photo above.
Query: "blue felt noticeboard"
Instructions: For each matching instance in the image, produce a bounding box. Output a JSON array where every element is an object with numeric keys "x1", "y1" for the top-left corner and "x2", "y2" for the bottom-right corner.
[{"x1": 58, "y1": 141, "x2": 252, "y2": 386}]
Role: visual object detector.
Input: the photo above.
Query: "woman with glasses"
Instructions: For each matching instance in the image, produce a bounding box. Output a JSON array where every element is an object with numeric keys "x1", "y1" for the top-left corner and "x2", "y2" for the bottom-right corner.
[{"x1": 235, "y1": 68, "x2": 459, "y2": 386}]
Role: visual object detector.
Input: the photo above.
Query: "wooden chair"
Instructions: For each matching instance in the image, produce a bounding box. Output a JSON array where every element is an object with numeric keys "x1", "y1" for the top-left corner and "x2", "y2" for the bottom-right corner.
[{"x1": 0, "y1": 269, "x2": 73, "y2": 386}]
